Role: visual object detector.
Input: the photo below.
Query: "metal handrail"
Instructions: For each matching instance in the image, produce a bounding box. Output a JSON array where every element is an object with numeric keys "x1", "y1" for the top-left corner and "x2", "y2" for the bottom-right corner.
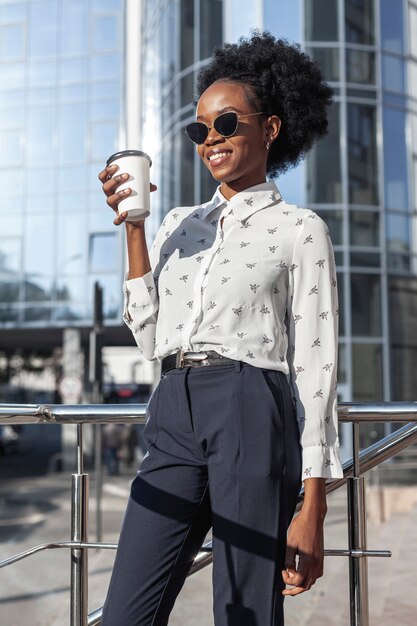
[{"x1": 1, "y1": 401, "x2": 417, "y2": 626}]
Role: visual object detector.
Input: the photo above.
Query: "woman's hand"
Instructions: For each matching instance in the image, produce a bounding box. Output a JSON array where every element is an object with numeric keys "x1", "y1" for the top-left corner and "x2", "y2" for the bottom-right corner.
[
  {"x1": 281, "y1": 478, "x2": 327, "y2": 596},
  {"x1": 98, "y1": 163, "x2": 157, "y2": 228}
]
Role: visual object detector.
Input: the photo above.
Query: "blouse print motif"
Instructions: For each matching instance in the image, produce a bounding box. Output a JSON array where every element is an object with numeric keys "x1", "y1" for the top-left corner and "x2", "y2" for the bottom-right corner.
[{"x1": 123, "y1": 180, "x2": 343, "y2": 480}]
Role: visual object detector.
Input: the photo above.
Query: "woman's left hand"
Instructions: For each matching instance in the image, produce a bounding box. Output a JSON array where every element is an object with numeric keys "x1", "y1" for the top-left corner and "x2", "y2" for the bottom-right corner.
[{"x1": 281, "y1": 507, "x2": 325, "y2": 595}]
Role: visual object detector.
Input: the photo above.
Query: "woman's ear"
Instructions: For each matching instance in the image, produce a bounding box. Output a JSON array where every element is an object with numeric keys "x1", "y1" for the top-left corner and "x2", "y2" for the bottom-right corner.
[{"x1": 266, "y1": 115, "x2": 281, "y2": 144}]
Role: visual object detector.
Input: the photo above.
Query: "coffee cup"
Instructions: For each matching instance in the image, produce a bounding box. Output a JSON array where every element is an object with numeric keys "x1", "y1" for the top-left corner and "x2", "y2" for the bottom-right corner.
[{"x1": 106, "y1": 150, "x2": 152, "y2": 221}]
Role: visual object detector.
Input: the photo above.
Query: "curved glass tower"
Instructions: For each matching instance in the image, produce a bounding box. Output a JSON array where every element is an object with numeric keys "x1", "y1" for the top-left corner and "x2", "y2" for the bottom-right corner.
[{"x1": 141, "y1": 0, "x2": 417, "y2": 456}]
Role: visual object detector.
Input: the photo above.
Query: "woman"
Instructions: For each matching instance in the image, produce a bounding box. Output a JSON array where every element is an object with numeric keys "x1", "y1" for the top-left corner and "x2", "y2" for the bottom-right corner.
[{"x1": 99, "y1": 32, "x2": 343, "y2": 626}]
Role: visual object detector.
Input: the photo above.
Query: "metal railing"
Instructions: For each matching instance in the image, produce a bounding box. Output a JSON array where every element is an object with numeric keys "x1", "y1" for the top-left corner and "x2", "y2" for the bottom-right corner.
[{"x1": 1, "y1": 401, "x2": 417, "y2": 626}]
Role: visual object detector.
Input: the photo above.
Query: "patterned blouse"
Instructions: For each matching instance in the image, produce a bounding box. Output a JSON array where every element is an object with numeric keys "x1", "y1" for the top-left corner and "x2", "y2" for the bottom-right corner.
[{"x1": 123, "y1": 180, "x2": 343, "y2": 480}]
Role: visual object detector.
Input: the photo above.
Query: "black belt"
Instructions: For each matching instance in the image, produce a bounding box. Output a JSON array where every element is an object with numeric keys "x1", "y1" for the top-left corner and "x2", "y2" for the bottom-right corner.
[{"x1": 161, "y1": 349, "x2": 240, "y2": 375}]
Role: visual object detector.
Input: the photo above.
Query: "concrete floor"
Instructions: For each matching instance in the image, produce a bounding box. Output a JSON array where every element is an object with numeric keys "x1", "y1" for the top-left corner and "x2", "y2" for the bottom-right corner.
[{"x1": 1, "y1": 430, "x2": 417, "y2": 625}]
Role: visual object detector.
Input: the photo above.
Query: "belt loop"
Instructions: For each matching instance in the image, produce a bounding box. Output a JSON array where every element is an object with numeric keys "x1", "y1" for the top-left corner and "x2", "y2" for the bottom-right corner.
[{"x1": 234, "y1": 360, "x2": 242, "y2": 372}]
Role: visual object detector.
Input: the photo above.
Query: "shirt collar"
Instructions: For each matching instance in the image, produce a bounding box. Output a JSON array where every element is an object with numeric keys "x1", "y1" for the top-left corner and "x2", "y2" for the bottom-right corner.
[{"x1": 199, "y1": 180, "x2": 282, "y2": 222}]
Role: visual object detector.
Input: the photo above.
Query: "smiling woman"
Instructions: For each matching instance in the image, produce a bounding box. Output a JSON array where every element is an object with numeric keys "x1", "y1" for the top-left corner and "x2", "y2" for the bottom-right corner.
[{"x1": 99, "y1": 30, "x2": 342, "y2": 626}]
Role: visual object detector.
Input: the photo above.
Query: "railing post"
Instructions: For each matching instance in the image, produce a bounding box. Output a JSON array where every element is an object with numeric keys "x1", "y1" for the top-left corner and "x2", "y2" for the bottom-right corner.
[
  {"x1": 71, "y1": 424, "x2": 89, "y2": 626},
  {"x1": 347, "y1": 422, "x2": 369, "y2": 626}
]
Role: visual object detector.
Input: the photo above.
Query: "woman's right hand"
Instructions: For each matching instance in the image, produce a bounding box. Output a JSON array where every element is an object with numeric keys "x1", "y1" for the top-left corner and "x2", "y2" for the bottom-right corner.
[{"x1": 98, "y1": 164, "x2": 157, "y2": 228}]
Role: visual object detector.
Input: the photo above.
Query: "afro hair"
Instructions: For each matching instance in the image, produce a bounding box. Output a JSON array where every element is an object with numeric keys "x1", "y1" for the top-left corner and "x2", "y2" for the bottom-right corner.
[{"x1": 196, "y1": 31, "x2": 333, "y2": 178}]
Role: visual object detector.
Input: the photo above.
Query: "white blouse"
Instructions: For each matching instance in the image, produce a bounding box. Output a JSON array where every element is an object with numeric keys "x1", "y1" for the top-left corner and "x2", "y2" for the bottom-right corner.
[{"x1": 123, "y1": 180, "x2": 343, "y2": 480}]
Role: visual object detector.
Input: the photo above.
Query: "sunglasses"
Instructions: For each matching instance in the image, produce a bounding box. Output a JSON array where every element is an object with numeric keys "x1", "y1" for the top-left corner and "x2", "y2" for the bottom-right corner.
[{"x1": 185, "y1": 111, "x2": 265, "y2": 145}]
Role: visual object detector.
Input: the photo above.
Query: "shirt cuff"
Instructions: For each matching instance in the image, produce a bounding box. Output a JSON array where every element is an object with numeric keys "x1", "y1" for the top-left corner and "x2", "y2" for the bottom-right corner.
[
  {"x1": 301, "y1": 444, "x2": 344, "y2": 480},
  {"x1": 123, "y1": 271, "x2": 157, "y2": 326}
]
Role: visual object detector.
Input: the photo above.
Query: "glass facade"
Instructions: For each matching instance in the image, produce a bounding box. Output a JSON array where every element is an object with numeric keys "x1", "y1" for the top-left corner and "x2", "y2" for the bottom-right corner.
[
  {"x1": 0, "y1": 0, "x2": 416, "y2": 408},
  {"x1": 0, "y1": 0, "x2": 124, "y2": 328},
  {"x1": 140, "y1": 0, "x2": 417, "y2": 409},
  {"x1": 302, "y1": 0, "x2": 417, "y2": 406},
  {"x1": 142, "y1": 0, "x2": 223, "y2": 242}
]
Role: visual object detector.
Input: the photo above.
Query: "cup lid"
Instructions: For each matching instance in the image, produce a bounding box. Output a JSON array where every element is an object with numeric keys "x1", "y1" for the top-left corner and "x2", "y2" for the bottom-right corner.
[{"x1": 106, "y1": 150, "x2": 152, "y2": 167}]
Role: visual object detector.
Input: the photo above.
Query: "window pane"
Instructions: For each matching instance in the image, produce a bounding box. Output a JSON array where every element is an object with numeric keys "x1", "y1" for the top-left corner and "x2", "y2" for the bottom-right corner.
[
  {"x1": 24, "y1": 215, "x2": 54, "y2": 274},
  {"x1": 0, "y1": 4, "x2": 27, "y2": 22},
  {"x1": 0, "y1": 23, "x2": 25, "y2": 60},
  {"x1": 350, "y1": 251, "x2": 380, "y2": 267},
  {"x1": 90, "y1": 99, "x2": 120, "y2": 122},
  {"x1": 345, "y1": 0, "x2": 375, "y2": 45},
  {"x1": 89, "y1": 233, "x2": 117, "y2": 272},
  {"x1": 58, "y1": 214, "x2": 86, "y2": 274},
  {"x1": 91, "y1": 54, "x2": 120, "y2": 81},
  {"x1": 352, "y1": 343, "x2": 383, "y2": 401},
  {"x1": 24, "y1": 305, "x2": 52, "y2": 322},
  {"x1": 0, "y1": 239, "x2": 21, "y2": 273},
  {"x1": 92, "y1": 0, "x2": 121, "y2": 9},
  {"x1": 180, "y1": 0, "x2": 194, "y2": 70},
  {"x1": 58, "y1": 103, "x2": 88, "y2": 163},
  {"x1": 200, "y1": 0, "x2": 223, "y2": 59},
  {"x1": 305, "y1": 0, "x2": 339, "y2": 41},
  {"x1": 387, "y1": 253, "x2": 410, "y2": 272},
  {"x1": 307, "y1": 102, "x2": 341, "y2": 203},
  {"x1": 338, "y1": 342, "x2": 347, "y2": 382},
  {"x1": 28, "y1": 60, "x2": 56, "y2": 86},
  {"x1": 60, "y1": 0, "x2": 88, "y2": 55},
  {"x1": 24, "y1": 276, "x2": 53, "y2": 302},
  {"x1": 60, "y1": 58, "x2": 88, "y2": 83},
  {"x1": 0, "y1": 278, "x2": 20, "y2": 304},
  {"x1": 91, "y1": 122, "x2": 118, "y2": 161},
  {"x1": 409, "y1": 5, "x2": 417, "y2": 59},
  {"x1": 0, "y1": 107, "x2": 24, "y2": 129},
  {"x1": 0, "y1": 62, "x2": 25, "y2": 90},
  {"x1": 306, "y1": 47, "x2": 340, "y2": 82},
  {"x1": 1, "y1": 214, "x2": 23, "y2": 237},
  {"x1": 181, "y1": 130, "x2": 195, "y2": 206},
  {"x1": 0, "y1": 89, "x2": 24, "y2": 106},
  {"x1": 180, "y1": 72, "x2": 194, "y2": 108},
  {"x1": 93, "y1": 14, "x2": 118, "y2": 52},
  {"x1": 58, "y1": 166, "x2": 87, "y2": 193},
  {"x1": 88, "y1": 274, "x2": 120, "y2": 319},
  {"x1": 380, "y1": 0, "x2": 404, "y2": 53},
  {"x1": 0, "y1": 129, "x2": 23, "y2": 167},
  {"x1": 337, "y1": 272, "x2": 345, "y2": 336},
  {"x1": 315, "y1": 210, "x2": 343, "y2": 245},
  {"x1": 28, "y1": 87, "x2": 55, "y2": 106},
  {"x1": 350, "y1": 211, "x2": 379, "y2": 246},
  {"x1": 54, "y1": 303, "x2": 86, "y2": 322},
  {"x1": 346, "y1": 49, "x2": 375, "y2": 84},
  {"x1": 91, "y1": 81, "x2": 118, "y2": 99},
  {"x1": 383, "y1": 108, "x2": 408, "y2": 211},
  {"x1": 28, "y1": 0, "x2": 58, "y2": 58},
  {"x1": 59, "y1": 83, "x2": 88, "y2": 101},
  {"x1": 348, "y1": 104, "x2": 378, "y2": 205},
  {"x1": 386, "y1": 213, "x2": 411, "y2": 253},
  {"x1": 389, "y1": 275, "x2": 417, "y2": 400},
  {"x1": 382, "y1": 54, "x2": 405, "y2": 93},
  {"x1": 351, "y1": 274, "x2": 381, "y2": 336},
  {"x1": 27, "y1": 107, "x2": 55, "y2": 165},
  {"x1": 56, "y1": 276, "x2": 86, "y2": 302}
]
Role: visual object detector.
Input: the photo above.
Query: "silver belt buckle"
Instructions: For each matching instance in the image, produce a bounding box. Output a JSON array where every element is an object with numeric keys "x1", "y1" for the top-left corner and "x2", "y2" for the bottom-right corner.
[{"x1": 176, "y1": 349, "x2": 209, "y2": 368}]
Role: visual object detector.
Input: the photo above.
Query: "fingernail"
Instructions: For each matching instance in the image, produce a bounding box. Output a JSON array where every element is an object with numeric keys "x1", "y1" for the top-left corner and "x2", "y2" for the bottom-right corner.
[{"x1": 122, "y1": 173, "x2": 129, "y2": 179}]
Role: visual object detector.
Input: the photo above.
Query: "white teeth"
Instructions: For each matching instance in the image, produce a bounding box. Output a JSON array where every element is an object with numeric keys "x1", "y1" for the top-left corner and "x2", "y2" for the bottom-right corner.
[{"x1": 208, "y1": 152, "x2": 230, "y2": 162}]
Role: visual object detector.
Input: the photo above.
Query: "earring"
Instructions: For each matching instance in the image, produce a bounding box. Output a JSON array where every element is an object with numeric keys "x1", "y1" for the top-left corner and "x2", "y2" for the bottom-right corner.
[{"x1": 266, "y1": 140, "x2": 270, "y2": 150}]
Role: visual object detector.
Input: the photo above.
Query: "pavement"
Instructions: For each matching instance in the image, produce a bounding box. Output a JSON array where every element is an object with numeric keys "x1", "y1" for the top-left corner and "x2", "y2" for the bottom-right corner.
[{"x1": 1, "y1": 426, "x2": 417, "y2": 625}]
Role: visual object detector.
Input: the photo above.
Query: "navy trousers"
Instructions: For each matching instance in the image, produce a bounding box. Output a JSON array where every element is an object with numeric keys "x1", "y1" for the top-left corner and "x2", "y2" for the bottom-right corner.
[{"x1": 101, "y1": 361, "x2": 302, "y2": 626}]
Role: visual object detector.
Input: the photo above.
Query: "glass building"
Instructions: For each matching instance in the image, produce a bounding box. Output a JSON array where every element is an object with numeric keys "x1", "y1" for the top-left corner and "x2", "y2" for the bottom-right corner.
[
  {"x1": 142, "y1": 0, "x2": 417, "y2": 455},
  {"x1": 0, "y1": 0, "x2": 127, "y2": 359},
  {"x1": 1, "y1": 1, "x2": 416, "y2": 434}
]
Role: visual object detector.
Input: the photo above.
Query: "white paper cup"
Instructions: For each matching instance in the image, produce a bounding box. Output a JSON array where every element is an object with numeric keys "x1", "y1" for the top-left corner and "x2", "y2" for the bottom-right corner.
[{"x1": 106, "y1": 150, "x2": 152, "y2": 221}]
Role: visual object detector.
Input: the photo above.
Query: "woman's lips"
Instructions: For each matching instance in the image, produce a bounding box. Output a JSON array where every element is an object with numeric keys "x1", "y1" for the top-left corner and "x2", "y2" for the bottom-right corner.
[{"x1": 207, "y1": 151, "x2": 232, "y2": 168}]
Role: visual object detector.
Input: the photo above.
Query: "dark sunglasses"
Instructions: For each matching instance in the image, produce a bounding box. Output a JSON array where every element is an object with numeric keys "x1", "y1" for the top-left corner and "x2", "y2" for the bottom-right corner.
[{"x1": 185, "y1": 111, "x2": 265, "y2": 145}]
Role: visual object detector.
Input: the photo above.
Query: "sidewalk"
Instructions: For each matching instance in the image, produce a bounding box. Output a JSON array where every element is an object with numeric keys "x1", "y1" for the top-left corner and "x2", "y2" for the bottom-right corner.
[{"x1": 1, "y1": 469, "x2": 417, "y2": 625}]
